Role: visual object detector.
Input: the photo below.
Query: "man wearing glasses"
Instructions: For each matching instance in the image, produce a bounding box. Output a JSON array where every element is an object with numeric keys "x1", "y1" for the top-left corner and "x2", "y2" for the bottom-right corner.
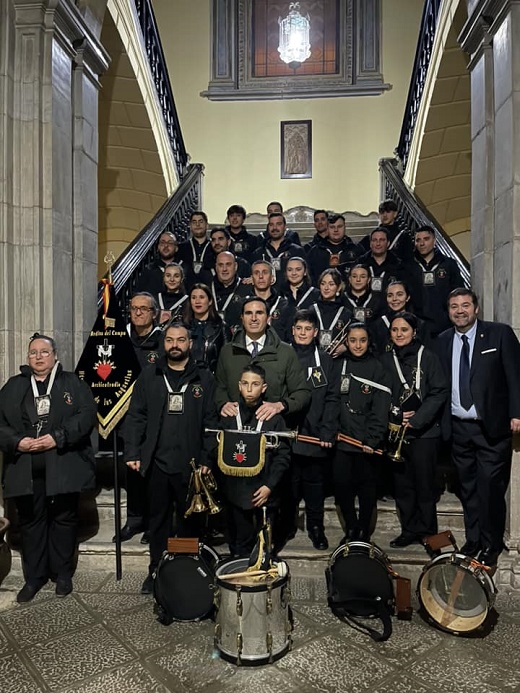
[
  {"x1": 0, "y1": 333, "x2": 96, "y2": 602},
  {"x1": 119, "y1": 292, "x2": 164, "y2": 543},
  {"x1": 126, "y1": 292, "x2": 163, "y2": 369}
]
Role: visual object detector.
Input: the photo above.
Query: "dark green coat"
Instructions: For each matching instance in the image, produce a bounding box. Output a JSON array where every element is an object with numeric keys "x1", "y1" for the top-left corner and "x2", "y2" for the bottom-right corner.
[{"x1": 215, "y1": 327, "x2": 311, "y2": 417}]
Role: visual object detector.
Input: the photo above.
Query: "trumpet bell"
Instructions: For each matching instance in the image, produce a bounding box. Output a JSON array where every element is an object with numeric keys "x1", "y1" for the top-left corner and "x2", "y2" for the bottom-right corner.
[
  {"x1": 185, "y1": 492, "x2": 207, "y2": 517},
  {"x1": 387, "y1": 422, "x2": 407, "y2": 462}
]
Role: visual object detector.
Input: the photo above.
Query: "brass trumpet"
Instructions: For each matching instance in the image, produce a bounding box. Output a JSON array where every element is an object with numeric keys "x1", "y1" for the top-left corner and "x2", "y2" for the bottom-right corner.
[
  {"x1": 185, "y1": 458, "x2": 221, "y2": 517},
  {"x1": 387, "y1": 423, "x2": 407, "y2": 462},
  {"x1": 204, "y1": 428, "x2": 298, "y2": 449}
]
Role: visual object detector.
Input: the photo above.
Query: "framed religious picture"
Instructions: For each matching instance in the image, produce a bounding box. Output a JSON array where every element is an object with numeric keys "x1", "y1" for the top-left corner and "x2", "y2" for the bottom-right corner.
[{"x1": 280, "y1": 120, "x2": 312, "y2": 179}]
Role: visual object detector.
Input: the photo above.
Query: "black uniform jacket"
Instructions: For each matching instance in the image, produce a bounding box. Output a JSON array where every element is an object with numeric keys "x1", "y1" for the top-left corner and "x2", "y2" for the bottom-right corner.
[
  {"x1": 291, "y1": 344, "x2": 340, "y2": 457},
  {"x1": 380, "y1": 341, "x2": 448, "y2": 439},
  {"x1": 337, "y1": 354, "x2": 390, "y2": 452},
  {"x1": 188, "y1": 317, "x2": 230, "y2": 374},
  {"x1": 122, "y1": 356, "x2": 219, "y2": 478},
  {"x1": 0, "y1": 364, "x2": 96, "y2": 498},
  {"x1": 436, "y1": 319, "x2": 520, "y2": 440},
  {"x1": 404, "y1": 250, "x2": 464, "y2": 337},
  {"x1": 218, "y1": 401, "x2": 290, "y2": 509}
]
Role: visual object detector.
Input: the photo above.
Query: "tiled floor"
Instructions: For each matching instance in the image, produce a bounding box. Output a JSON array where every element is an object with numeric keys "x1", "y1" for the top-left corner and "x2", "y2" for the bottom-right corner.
[{"x1": 1, "y1": 565, "x2": 519, "y2": 693}]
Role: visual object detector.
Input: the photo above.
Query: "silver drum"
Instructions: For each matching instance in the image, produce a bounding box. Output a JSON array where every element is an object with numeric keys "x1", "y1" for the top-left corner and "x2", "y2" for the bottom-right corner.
[{"x1": 214, "y1": 558, "x2": 292, "y2": 665}]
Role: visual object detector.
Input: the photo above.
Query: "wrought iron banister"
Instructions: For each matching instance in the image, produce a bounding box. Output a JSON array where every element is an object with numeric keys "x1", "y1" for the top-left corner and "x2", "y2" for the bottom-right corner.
[
  {"x1": 133, "y1": 0, "x2": 188, "y2": 178},
  {"x1": 396, "y1": 0, "x2": 441, "y2": 168},
  {"x1": 379, "y1": 157, "x2": 471, "y2": 287},
  {"x1": 98, "y1": 163, "x2": 204, "y2": 312}
]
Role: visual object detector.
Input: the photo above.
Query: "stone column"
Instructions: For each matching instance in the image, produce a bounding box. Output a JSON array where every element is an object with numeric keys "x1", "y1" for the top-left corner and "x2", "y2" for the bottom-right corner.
[
  {"x1": 0, "y1": 0, "x2": 108, "y2": 375},
  {"x1": 460, "y1": 0, "x2": 520, "y2": 587}
]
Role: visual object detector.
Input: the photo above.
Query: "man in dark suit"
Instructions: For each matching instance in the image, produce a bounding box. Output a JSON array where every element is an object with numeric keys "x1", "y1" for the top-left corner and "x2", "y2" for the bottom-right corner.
[{"x1": 437, "y1": 288, "x2": 520, "y2": 565}]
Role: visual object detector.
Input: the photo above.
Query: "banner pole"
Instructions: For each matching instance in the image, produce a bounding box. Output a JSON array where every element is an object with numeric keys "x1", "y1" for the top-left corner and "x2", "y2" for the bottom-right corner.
[{"x1": 113, "y1": 427, "x2": 123, "y2": 580}]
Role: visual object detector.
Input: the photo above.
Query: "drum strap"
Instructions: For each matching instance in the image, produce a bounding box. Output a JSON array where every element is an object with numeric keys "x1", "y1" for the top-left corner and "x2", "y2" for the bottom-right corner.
[{"x1": 329, "y1": 597, "x2": 393, "y2": 642}]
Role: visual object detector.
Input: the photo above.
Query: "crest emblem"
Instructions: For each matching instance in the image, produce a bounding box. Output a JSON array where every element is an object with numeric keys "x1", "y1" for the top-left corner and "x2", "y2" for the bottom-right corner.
[
  {"x1": 192, "y1": 384, "x2": 203, "y2": 398},
  {"x1": 361, "y1": 383, "x2": 372, "y2": 394},
  {"x1": 233, "y1": 439, "x2": 247, "y2": 464},
  {"x1": 147, "y1": 351, "x2": 158, "y2": 363},
  {"x1": 437, "y1": 268, "x2": 447, "y2": 279},
  {"x1": 63, "y1": 392, "x2": 73, "y2": 405},
  {"x1": 94, "y1": 338, "x2": 115, "y2": 381}
]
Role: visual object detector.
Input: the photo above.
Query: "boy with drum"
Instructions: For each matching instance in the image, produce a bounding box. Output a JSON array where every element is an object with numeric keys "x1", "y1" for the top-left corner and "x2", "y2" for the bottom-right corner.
[{"x1": 218, "y1": 364, "x2": 290, "y2": 557}]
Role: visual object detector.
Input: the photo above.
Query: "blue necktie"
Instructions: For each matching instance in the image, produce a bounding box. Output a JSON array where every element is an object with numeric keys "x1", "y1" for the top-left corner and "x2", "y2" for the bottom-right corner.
[
  {"x1": 251, "y1": 341, "x2": 258, "y2": 358},
  {"x1": 459, "y1": 334, "x2": 472, "y2": 410}
]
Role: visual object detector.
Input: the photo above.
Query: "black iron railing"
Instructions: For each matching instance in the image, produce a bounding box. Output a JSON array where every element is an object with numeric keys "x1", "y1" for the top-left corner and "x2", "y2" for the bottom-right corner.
[
  {"x1": 379, "y1": 157, "x2": 471, "y2": 286},
  {"x1": 133, "y1": 0, "x2": 189, "y2": 179},
  {"x1": 98, "y1": 164, "x2": 204, "y2": 314},
  {"x1": 396, "y1": 0, "x2": 442, "y2": 168}
]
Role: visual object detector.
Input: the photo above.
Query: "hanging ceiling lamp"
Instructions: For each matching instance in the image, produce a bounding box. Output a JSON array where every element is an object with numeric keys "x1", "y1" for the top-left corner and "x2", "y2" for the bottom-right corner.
[{"x1": 278, "y1": 2, "x2": 311, "y2": 70}]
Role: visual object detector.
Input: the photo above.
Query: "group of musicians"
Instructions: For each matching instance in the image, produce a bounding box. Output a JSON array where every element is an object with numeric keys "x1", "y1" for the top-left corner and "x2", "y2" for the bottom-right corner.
[{"x1": 2, "y1": 203, "x2": 520, "y2": 603}]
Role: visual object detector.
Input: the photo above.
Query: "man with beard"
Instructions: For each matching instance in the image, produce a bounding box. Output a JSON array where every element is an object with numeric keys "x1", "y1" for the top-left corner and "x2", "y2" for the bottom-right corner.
[
  {"x1": 123, "y1": 323, "x2": 219, "y2": 594},
  {"x1": 203, "y1": 228, "x2": 251, "y2": 280},
  {"x1": 252, "y1": 213, "x2": 304, "y2": 290},
  {"x1": 138, "y1": 231, "x2": 180, "y2": 296}
]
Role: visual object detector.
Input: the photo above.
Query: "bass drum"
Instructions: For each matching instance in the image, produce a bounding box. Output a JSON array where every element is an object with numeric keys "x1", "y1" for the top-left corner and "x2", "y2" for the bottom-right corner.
[
  {"x1": 417, "y1": 552, "x2": 497, "y2": 634},
  {"x1": 214, "y1": 558, "x2": 292, "y2": 666},
  {"x1": 153, "y1": 543, "x2": 219, "y2": 623}
]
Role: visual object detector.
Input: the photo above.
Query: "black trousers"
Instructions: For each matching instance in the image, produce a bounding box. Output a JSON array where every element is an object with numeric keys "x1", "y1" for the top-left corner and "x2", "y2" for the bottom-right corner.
[
  {"x1": 15, "y1": 475, "x2": 79, "y2": 585},
  {"x1": 393, "y1": 438, "x2": 439, "y2": 538},
  {"x1": 451, "y1": 419, "x2": 512, "y2": 551},
  {"x1": 332, "y1": 449, "x2": 378, "y2": 536},
  {"x1": 146, "y1": 463, "x2": 201, "y2": 573},
  {"x1": 125, "y1": 466, "x2": 148, "y2": 530},
  {"x1": 227, "y1": 504, "x2": 276, "y2": 558},
  {"x1": 291, "y1": 453, "x2": 327, "y2": 530}
]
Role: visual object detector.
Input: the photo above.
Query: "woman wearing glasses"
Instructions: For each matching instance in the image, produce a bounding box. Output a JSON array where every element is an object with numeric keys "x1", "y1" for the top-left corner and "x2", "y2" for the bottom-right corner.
[{"x1": 0, "y1": 333, "x2": 96, "y2": 603}]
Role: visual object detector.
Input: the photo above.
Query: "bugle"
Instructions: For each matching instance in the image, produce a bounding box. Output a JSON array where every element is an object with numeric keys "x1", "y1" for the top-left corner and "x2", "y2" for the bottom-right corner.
[
  {"x1": 185, "y1": 458, "x2": 221, "y2": 517},
  {"x1": 324, "y1": 324, "x2": 349, "y2": 355},
  {"x1": 204, "y1": 428, "x2": 298, "y2": 449},
  {"x1": 386, "y1": 422, "x2": 407, "y2": 462}
]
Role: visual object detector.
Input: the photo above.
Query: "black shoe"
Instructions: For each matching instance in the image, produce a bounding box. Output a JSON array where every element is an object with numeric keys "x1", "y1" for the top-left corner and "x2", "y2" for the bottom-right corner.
[
  {"x1": 16, "y1": 582, "x2": 45, "y2": 604},
  {"x1": 308, "y1": 526, "x2": 329, "y2": 550},
  {"x1": 460, "y1": 541, "x2": 480, "y2": 557},
  {"x1": 140, "y1": 531, "x2": 150, "y2": 545},
  {"x1": 357, "y1": 528, "x2": 371, "y2": 542},
  {"x1": 390, "y1": 534, "x2": 417, "y2": 548},
  {"x1": 112, "y1": 524, "x2": 144, "y2": 543},
  {"x1": 55, "y1": 578, "x2": 73, "y2": 598},
  {"x1": 478, "y1": 547, "x2": 500, "y2": 566},
  {"x1": 141, "y1": 575, "x2": 154, "y2": 595}
]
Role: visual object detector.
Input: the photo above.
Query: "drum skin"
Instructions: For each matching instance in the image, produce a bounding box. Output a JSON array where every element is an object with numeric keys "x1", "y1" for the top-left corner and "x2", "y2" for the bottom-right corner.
[
  {"x1": 417, "y1": 552, "x2": 497, "y2": 635},
  {"x1": 214, "y1": 558, "x2": 292, "y2": 665},
  {"x1": 328, "y1": 542, "x2": 396, "y2": 617},
  {"x1": 154, "y1": 544, "x2": 219, "y2": 622}
]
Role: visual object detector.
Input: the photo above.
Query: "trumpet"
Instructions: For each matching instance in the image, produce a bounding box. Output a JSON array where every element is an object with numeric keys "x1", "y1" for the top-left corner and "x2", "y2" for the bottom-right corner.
[
  {"x1": 185, "y1": 458, "x2": 222, "y2": 517},
  {"x1": 387, "y1": 422, "x2": 407, "y2": 462},
  {"x1": 324, "y1": 324, "x2": 350, "y2": 355},
  {"x1": 204, "y1": 428, "x2": 298, "y2": 449}
]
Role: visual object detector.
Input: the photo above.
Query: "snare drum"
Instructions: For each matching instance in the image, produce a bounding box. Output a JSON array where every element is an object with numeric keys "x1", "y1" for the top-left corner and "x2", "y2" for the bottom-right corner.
[
  {"x1": 153, "y1": 543, "x2": 219, "y2": 623},
  {"x1": 417, "y1": 552, "x2": 497, "y2": 634},
  {"x1": 214, "y1": 558, "x2": 292, "y2": 665},
  {"x1": 328, "y1": 541, "x2": 396, "y2": 616}
]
